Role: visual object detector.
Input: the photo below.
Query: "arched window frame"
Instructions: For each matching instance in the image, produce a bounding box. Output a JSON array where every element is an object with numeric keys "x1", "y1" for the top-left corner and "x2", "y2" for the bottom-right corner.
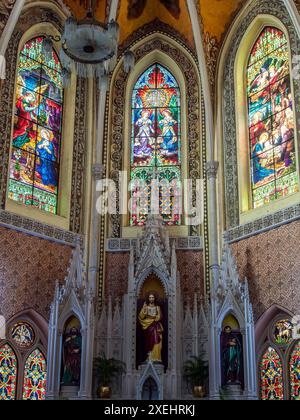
[
  {"x1": 257, "y1": 312, "x2": 300, "y2": 400},
  {"x1": 235, "y1": 16, "x2": 300, "y2": 226},
  {"x1": 0, "y1": 312, "x2": 48, "y2": 400},
  {"x1": 5, "y1": 23, "x2": 76, "y2": 231},
  {"x1": 122, "y1": 51, "x2": 190, "y2": 238}
]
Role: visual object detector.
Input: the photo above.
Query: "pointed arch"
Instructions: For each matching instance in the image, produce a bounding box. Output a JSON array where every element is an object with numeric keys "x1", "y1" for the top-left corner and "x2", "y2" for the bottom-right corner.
[
  {"x1": 289, "y1": 341, "x2": 300, "y2": 400},
  {"x1": 0, "y1": 344, "x2": 18, "y2": 400},
  {"x1": 259, "y1": 346, "x2": 284, "y2": 400},
  {"x1": 22, "y1": 348, "x2": 47, "y2": 400}
]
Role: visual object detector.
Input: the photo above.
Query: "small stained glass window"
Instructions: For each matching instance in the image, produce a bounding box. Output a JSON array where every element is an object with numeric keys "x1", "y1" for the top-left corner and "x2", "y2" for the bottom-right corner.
[
  {"x1": 0, "y1": 344, "x2": 17, "y2": 400},
  {"x1": 11, "y1": 322, "x2": 35, "y2": 348}
]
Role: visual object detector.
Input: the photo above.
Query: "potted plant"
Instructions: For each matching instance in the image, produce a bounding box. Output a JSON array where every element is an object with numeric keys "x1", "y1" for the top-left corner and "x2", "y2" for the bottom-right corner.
[
  {"x1": 183, "y1": 355, "x2": 209, "y2": 398},
  {"x1": 93, "y1": 353, "x2": 126, "y2": 399}
]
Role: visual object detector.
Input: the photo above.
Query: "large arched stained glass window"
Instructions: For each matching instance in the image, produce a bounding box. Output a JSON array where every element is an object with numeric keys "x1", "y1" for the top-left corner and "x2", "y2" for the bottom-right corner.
[
  {"x1": 290, "y1": 342, "x2": 300, "y2": 400},
  {"x1": 0, "y1": 344, "x2": 17, "y2": 400},
  {"x1": 247, "y1": 27, "x2": 298, "y2": 209},
  {"x1": 260, "y1": 347, "x2": 284, "y2": 400},
  {"x1": 130, "y1": 64, "x2": 181, "y2": 226},
  {"x1": 8, "y1": 37, "x2": 63, "y2": 214},
  {"x1": 22, "y1": 349, "x2": 47, "y2": 400}
]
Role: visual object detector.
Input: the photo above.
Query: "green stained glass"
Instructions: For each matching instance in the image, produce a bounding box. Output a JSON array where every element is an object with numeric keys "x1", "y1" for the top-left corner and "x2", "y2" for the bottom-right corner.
[
  {"x1": 23, "y1": 349, "x2": 47, "y2": 400},
  {"x1": 260, "y1": 347, "x2": 284, "y2": 400}
]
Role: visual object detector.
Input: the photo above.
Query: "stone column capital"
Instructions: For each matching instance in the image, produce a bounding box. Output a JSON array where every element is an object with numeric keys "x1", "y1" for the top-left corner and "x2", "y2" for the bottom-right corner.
[{"x1": 206, "y1": 161, "x2": 219, "y2": 179}]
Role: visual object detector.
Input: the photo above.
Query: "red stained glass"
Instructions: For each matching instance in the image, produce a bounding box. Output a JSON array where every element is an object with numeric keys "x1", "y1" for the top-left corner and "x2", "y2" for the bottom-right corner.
[
  {"x1": 290, "y1": 342, "x2": 300, "y2": 400},
  {"x1": 260, "y1": 347, "x2": 284, "y2": 400},
  {"x1": 23, "y1": 349, "x2": 47, "y2": 400},
  {"x1": 0, "y1": 344, "x2": 17, "y2": 400}
]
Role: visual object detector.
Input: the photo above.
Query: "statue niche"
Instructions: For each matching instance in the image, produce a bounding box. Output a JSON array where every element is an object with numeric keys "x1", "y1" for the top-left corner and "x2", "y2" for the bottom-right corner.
[
  {"x1": 221, "y1": 314, "x2": 244, "y2": 389},
  {"x1": 136, "y1": 273, "x2": 168, "y2": 370},
  {"x1": 61, "y1": 316, "x2": 82, "y2": 387}
]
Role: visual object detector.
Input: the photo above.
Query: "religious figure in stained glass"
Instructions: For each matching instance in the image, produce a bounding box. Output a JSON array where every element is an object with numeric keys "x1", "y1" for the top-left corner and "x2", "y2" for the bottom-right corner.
[
  {"x1": 8, "y1": 37, "x2": 63, "y2": 214},
  {"x1": 260, "y1": 347, "x2": 284, "y2": 400},
  {"x1": 11, "y1": 322, "x2": 35, "y2": 348},
  {"x1": 247, "y1": 27, "x2": 298, "y2": 208},
  {"x1": 290, "y1": 342, "x2": 300, "y2": 400},
  {"x1": 0, "y1": 344, "x2": 17, "y2": 400},
  {"x1": 273, "y1": 319, "x2": 293, "y2": 346},
  {"x1": 130, "y1": 64, "x2": 181, "y2": 226},
  {"x1": 23, "y1": 349, "x2": 47, "y2": 400}
]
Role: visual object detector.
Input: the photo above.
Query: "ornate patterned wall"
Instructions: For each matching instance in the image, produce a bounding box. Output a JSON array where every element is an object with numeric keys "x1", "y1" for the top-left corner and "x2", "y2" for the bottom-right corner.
[
  {"x1": 104, "y1": 250, "x2": 205, "y2": 305},
  {"x1": 231, "y1": 220, "x2": 300, "y2": 321},
  {"x1": 0, "y1": 0, "x2": 16, "y2": 35},
  {"x1": 0, "y1": 225, "x2": 72, "y2": 321}
]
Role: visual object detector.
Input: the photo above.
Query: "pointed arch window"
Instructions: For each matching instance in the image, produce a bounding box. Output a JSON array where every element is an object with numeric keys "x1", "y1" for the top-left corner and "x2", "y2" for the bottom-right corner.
[
  {"x1": 0, "y1": 344, "x2": 17, "y2": 400},
  {"x1": 260, "y1": 346, "x2": 284, "y2": 400},
  {"x1": 22, "y1": 349, "x2": 47, "y2": 400},
  {"x1": 130, "y1": 64, "x2": 181, "y2": 226},
  {"x1": 8, "y1": 37, "x2": 63, "y2": 214},
  {"x1": 289, "y1": 341, "x2": 300, "y2": 400},
  {"x1": 247, "y1": 27, "x2": 298, "y2": 209}
]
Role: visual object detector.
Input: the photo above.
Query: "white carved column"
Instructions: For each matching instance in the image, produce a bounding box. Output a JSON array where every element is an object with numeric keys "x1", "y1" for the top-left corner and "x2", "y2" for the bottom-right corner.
[
  {"x1": 46, "y1": 284, "x2": 60, "y2": 400},
  {"x1": 0, "y1": 0, "x2": 26, "y2": 79},
  {"x1": 78, "y1": 288, "x2": 95, "y2": 400},
  {"x1": 206, "y1": 161, "x2": 221, "y2": 399}
]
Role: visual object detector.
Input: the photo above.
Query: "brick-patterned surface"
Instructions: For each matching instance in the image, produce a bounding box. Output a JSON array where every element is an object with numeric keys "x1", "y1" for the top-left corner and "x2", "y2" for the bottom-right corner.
[
  {"x1": 104, "y1": 252, "x2": 130, "y2": 304},
  {"x1": 177, "y1": 250, "x2": 205, "y2": 304},
  {"x1": 231, "y1": 220, "x2": 300, "y2": 321},
  {"x1": 0, "y1": 226, "x2": 72, "y2": 321},
  {"x1": 104, "y1": 250, "x2": 205, "y2": 305}
]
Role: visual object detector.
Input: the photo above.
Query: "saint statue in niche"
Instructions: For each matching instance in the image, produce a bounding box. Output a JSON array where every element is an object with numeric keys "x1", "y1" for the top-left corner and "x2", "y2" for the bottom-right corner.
[
  {"x1": 138, "y1": 293, "x2": 164, "y2": 363},
  {"x1": 221, "y1": 326, "x2": 243, "y2": 386},
  {"x1": 61, "y1": 325, "x2": 82, "y2": 387}
]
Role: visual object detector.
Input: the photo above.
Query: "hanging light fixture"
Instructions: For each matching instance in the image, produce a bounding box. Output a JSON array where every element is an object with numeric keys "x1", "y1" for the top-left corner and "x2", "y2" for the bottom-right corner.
[{"x1": 42, "y1": 0, "x2": 135, "y2": 89}]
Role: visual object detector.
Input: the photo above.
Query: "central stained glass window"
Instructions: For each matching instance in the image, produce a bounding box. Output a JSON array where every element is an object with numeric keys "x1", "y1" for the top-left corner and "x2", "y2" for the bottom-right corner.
[
  {"x1": 247, "y1": 27, "x2": 298, "y2": 208},
  {"x1": 130, "y1": 64, "x2": 181, "y2": 226},
  {"x1": 8, "y1": 37, "x2": 63, "y2": 214}
]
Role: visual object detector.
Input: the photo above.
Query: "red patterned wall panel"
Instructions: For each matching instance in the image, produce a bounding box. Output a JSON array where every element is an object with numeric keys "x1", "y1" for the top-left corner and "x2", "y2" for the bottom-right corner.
[
  {"x1": 104, "y1": 252, "x2": 130, "y2": 304},
  {"x1": 0, "y1": 226, "x2": 72, "y2": 321},
  {"x1": 231, "y1": 220, "x2": 300, "y2": 321}
]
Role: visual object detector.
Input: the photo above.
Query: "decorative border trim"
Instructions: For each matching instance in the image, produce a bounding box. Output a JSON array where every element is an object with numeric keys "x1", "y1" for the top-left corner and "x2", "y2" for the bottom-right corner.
[
  {"x1": 0, "y1": 209, "x2": 82, "y2": 246},
  {"x1": 106, "y1": 236, "x2": 203, "y2": 252},
  {"x1": 227, "y1": 203, "x2": 300, "y2": 243},
  {"x1": 69, "y1": 77, "x2": 88, "y2": 234},
  {"x1": 223, "y1": 0, "x2": 300, "y2": 228}
]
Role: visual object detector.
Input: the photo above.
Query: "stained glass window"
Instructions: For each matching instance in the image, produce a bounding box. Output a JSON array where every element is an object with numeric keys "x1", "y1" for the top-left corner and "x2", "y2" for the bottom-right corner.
[
  {"x1": 272, "y1": 319, "x2": 293, "y2": 346},
  {"x1": 11, "y1": 322, "x2": 35, "y2": 348},
  {"x1": 260, "y1": 346, "x2": 284, "y2": 400},
  {"x1": 23, "y1": 349, "x2": 47, "y2": 400},
  {"x1": 0, "y1": 344, "x2": 17, "y2": 400},
  {"x1": 290, "y1": 342, "x2": 300, "y2": 400},
  {"x1": 8, "y1": 37, "x2": 63, "y2": 214},
  {"x1": 247, "y1": 27, "x2": 298, "y2": 208},
  {"x1": 130, "y1": 64, "x2": 181, "y2": 226}
]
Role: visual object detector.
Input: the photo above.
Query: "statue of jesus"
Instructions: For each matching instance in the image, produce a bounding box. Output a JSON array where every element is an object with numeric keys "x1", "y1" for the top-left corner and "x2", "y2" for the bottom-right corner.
[{"x1": 138, "y1": 293, "x2": 164, "y2": 363}]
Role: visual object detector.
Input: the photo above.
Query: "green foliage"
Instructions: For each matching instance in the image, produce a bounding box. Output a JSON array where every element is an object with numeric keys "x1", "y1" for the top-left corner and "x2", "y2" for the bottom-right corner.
[
  {"x1": 93, "y1": 353, "x2": 126, "y2": 387},
  {"x1": 183, "y1": 355, "x2": 209, "y2": 387}
]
